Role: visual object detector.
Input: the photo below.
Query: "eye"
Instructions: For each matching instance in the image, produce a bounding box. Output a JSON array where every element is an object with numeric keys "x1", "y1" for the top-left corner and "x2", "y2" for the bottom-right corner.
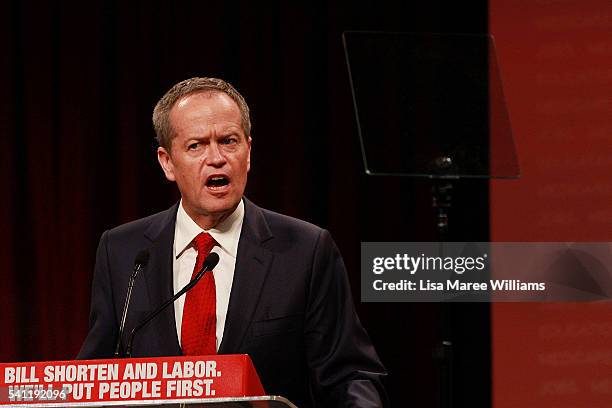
[
  {"x1": 220, "y1": 136, "x2": 238, "y2": 145},
  {"x1": 187, "y1": 142, "x2": 200, "y2": 150}
]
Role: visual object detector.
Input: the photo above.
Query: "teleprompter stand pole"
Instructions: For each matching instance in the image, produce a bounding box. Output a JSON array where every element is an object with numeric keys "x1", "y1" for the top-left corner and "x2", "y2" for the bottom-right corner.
[{"x1": 432, "y1": 176, "x2": 454, "y2": 408}]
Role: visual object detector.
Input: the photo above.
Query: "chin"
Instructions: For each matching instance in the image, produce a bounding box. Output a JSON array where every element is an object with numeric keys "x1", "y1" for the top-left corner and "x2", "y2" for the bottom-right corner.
[{"x1": 199, "y1": 197, "x2": 239, "y2": 215}]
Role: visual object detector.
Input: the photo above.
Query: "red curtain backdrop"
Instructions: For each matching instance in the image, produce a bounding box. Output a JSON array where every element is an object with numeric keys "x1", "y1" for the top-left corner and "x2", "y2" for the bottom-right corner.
[
  {"x1": 0, "y1": 2, "x2": 491, "y2": 406},
  {"x1": 490, "y1": 0, "x2": 612, "y2": 406}
]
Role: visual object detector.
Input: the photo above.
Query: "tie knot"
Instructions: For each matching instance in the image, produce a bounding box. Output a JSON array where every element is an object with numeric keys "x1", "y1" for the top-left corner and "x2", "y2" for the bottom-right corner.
[{"x1": 193, "y1": 232, "x2": 216, "y2": 255}]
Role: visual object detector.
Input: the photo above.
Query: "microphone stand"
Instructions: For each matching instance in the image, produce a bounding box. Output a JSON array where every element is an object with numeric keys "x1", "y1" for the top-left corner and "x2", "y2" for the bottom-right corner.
[
  {"x1": 125, "y1": 253, "x2": 219, "y2": 358},
  {"x1": 114, "y1": 251, "x2": 149, "y2": 358}
]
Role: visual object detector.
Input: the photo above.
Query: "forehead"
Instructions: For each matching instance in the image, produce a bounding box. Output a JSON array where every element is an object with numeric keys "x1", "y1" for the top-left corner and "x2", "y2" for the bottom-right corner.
[{"x1": 169, "y1": 91, "x2": 242, "y2": 133}]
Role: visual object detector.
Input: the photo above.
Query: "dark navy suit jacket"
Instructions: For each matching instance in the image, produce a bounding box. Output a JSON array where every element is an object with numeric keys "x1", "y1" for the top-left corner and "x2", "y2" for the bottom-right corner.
[{"x1": 78, "y1": 198, "x2": 387, "y2": 407}]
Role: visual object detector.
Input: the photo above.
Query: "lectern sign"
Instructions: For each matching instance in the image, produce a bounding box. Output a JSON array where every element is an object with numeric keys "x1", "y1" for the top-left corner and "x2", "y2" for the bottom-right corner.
[{"x1": 0, "y1": 354, "x2": 264, "y2": 405}]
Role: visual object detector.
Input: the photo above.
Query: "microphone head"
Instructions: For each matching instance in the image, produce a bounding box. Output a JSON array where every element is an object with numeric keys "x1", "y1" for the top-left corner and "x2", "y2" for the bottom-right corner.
[
  {"x1": 134, "y1": 249, "x2": 150, "y2": 267},
  {"x1": 204, "y1": 252, "x2": 220, "y2": 270}
]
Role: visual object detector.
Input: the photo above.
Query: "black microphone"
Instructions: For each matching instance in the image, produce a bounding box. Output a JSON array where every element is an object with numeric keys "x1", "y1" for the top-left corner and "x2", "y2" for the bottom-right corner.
[
  {"x1": 125, "y1": 252, "x2": 220, "y2": 358},
  {"x1": 114, "y1": 249, "x2": 150, "y2": 358}
]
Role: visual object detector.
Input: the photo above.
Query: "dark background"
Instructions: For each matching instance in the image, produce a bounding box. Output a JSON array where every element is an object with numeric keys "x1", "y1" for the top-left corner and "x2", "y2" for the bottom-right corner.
[{"x1": 0, "y1": 1, "x2": 491, "y2": 406}]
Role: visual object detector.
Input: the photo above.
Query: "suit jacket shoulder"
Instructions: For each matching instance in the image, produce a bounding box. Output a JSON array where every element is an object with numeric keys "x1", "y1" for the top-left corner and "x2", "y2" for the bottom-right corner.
[{"x1": 106, "y1": 204, "x2": 178, "y2": 244}]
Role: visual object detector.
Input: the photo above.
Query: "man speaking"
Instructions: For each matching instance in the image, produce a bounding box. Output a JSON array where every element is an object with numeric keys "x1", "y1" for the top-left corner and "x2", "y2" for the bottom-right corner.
[{"x1": 78, "y1": 77, "x2": 387, "y2": 407}]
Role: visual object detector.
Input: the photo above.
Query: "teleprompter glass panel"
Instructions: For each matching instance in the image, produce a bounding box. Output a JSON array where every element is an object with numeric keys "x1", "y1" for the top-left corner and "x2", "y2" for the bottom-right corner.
[{"x1": 343, "y1": 31, "x2": 519, "y2": 179}]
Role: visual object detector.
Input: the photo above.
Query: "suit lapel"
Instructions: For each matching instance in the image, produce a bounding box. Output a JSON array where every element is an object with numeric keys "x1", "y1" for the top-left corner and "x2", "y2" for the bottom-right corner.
[
  {"x1": 142, "y1": 203, "x2": 182, "y2": 355},
  {"x1": 219, "y1": 199, "x2": 274, "y2": 354}
]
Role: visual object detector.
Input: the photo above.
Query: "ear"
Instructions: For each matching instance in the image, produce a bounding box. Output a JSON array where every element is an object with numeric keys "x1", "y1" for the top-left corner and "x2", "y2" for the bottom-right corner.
[
  {"x1": 246, "y1": 136, "x2": 252, "y2": 172},
  {"x1": 157, "y1": 147, "x2": 176, "y2": 181}
]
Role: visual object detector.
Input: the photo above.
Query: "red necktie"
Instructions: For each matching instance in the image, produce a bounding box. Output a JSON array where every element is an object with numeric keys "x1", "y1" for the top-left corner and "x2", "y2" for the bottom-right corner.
[{"x1": 181, "y1": 232, "x2": 217, "y2": 355}]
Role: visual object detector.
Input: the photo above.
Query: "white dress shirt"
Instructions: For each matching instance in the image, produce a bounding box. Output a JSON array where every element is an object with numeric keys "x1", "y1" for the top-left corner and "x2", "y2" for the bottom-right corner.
[{"x1": 173, "y1": 199, "x2": 244, "y2": 351}]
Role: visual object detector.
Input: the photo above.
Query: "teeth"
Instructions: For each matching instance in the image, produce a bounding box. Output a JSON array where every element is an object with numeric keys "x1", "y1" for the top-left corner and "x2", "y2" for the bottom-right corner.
[{"x1": 207, "y1": 176, "x2": 229, "y2": 187}]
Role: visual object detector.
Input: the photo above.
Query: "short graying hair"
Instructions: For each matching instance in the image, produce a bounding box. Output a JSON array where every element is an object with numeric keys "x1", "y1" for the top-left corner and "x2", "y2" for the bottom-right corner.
[{"x1": 152, "y1": 77, "x2": 251, "y2": 149}]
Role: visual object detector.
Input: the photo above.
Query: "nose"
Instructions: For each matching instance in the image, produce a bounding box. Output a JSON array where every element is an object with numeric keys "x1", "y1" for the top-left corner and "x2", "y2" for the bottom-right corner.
[{"x1": 205, "y1": 142, "x2": 226, "y2": 167}]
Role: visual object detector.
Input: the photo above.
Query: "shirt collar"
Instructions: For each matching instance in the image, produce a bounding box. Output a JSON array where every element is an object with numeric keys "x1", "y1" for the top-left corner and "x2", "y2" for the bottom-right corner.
[{"x1": 174, "y1": 199, "x2": 245, "y2": 259}]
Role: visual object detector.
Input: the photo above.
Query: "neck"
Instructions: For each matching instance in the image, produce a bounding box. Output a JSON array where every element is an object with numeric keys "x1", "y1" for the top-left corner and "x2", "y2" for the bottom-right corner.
[{"x1": 195, "y1": 212, "x2": 231, "y2": 230}]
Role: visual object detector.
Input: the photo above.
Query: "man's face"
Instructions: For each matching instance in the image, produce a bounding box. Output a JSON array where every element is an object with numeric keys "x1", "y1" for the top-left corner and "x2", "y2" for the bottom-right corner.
[{"x1": 157, "y1": 91, "x2": 251, "y2": 228}]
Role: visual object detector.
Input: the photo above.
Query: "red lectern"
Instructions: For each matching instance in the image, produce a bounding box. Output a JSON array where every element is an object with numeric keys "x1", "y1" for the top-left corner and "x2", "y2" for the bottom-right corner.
[{"x1": 0, "y1": 355, "x2": 297, "y2": 407}]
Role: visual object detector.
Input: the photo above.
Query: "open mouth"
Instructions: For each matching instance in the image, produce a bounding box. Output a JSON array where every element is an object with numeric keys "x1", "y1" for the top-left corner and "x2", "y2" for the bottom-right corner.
[{"x1": 206, "y1": 175, "x2": 230, "y2": 189}]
